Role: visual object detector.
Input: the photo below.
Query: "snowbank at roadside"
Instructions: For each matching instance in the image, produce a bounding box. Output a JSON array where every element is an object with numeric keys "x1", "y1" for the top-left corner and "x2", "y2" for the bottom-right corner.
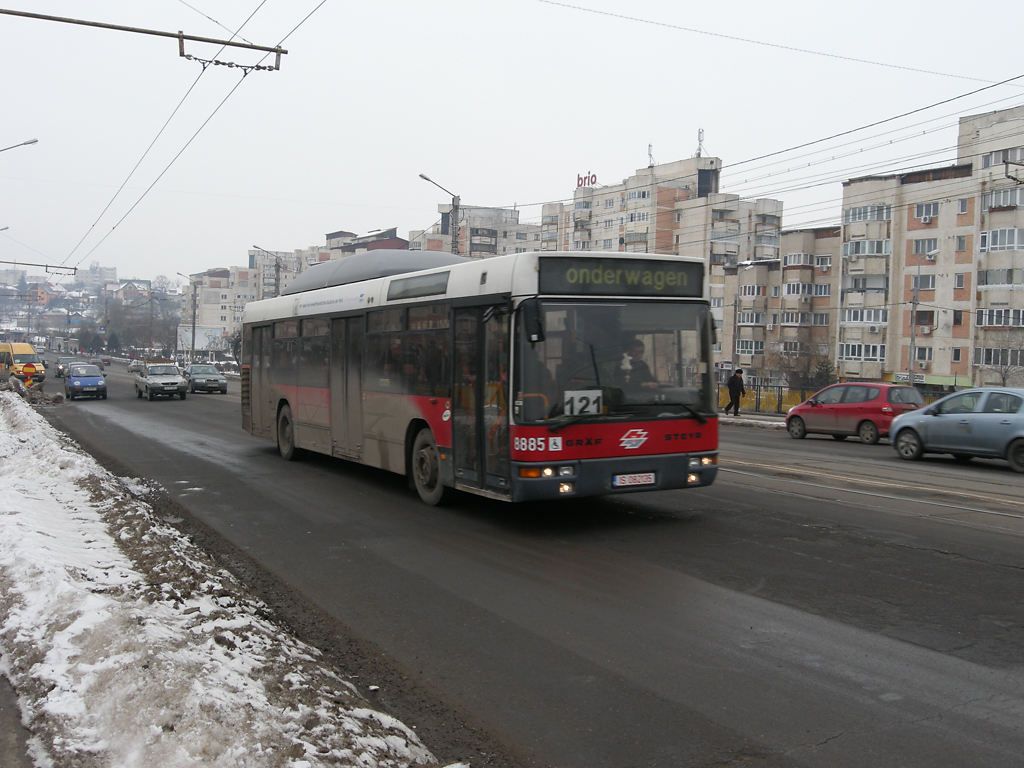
[{"x1": 0, "y1": 391, "x2": 468, "y2": 768}]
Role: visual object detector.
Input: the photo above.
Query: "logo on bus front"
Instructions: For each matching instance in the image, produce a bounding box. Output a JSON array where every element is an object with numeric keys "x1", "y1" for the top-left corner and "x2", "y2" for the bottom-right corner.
[{"x1": 619, "y1": 429, "x2": 648, "y2": 450}]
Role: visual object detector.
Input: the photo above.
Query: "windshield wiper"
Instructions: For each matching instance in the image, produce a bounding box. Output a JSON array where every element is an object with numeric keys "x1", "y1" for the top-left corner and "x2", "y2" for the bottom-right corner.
[
  {"x1": 666, "y1": 402, "x2": 707, "y2": 424},
  {"x1": 546, "y1": 413, "x2": 607, "y2": 433}
]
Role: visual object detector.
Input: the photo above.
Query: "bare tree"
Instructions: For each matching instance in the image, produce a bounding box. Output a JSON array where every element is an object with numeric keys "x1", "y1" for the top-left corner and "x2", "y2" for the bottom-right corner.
[
  {"x1": 764, "y1": 326, "x2": 835, "y2": 396},
  {"x1": 976, "y1": 327, "x2": 1024, "y2": 386}
]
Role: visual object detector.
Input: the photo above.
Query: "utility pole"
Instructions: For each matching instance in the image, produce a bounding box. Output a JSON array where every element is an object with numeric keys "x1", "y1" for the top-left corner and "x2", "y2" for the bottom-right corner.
[
  {"x1": 908, "y1": 260, "x2": 920, "y2": 384},
  {"x1": 190, "y1": 281, "x2": 198, "y2": 365}
]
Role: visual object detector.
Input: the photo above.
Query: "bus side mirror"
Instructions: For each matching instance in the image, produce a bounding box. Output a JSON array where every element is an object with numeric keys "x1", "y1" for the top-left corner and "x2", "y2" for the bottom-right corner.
[{"x1": 521, "y1": 298, "x2": 545, "y2": 342}]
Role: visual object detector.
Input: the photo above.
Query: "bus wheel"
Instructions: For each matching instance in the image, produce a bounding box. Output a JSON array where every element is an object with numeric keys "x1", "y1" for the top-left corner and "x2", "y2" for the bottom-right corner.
[
  {"x1": 277, "y1": 404, "x2": 297, "y2": 461},
  {"x1": 411, "y1": 428, "x2": 447, "y2": 506}
]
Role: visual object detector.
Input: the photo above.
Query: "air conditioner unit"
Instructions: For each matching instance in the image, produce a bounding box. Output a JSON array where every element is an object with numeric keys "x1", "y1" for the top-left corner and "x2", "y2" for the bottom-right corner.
[
  {"x1": 920, "y1": 216, "x2": 931, "y2": 224},
  {"x1": 766, "y1": 323, "x2": 775, "y2": 331},
  {"x1": 926, "y1": 252, "x2": 936, "y2": 261},
  {"x1": 918, "y1": 361, "x2": 930, "y2": 370},
  {"x1": 800, "y1": 296, "x2": 810, "y2": 303},
  {"x1": 849, "y1": 254, "x2": 860, "y2": 262},
  {"x1": 821, "y1": 265, "x2": 830, "y2": 272},
  {"x1": 919, "y1": 326, "x2": 931, "y2": 335},
  {"x1": 868, "y1": 325, "x2": 879, "y2": 333}
]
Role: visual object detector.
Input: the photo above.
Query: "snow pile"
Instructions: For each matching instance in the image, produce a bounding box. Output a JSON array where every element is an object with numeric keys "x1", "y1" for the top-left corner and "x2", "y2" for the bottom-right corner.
[{"x1": 0, "y1": 392, "x2": 467, "y2": 768}]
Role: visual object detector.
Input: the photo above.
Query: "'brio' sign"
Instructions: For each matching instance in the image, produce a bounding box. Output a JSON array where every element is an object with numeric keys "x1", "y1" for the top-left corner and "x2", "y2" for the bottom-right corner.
[{"x1": 577, "y1": 171, "x2": 597, "y2": 188}]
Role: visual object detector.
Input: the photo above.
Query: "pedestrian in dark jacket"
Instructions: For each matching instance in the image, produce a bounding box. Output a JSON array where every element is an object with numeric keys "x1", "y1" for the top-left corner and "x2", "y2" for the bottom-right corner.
[{"x1": 725, "y1": 369, "x2": 746, "y2": 416}]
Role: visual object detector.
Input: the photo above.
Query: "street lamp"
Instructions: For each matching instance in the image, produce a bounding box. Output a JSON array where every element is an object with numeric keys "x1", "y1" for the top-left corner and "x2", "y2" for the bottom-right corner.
[
  {"x1": 419, "y1": 173, "x2": 460, "y2": 255},
  {"x1": 252, "y1": 244, "x2": 284, "y2": 297},
  {"x1": 176, "y1": 272, "x2": 198, "y2": 365},
  {"x1": 0, "y1": 138, "x2": 38, "y2": 154}
]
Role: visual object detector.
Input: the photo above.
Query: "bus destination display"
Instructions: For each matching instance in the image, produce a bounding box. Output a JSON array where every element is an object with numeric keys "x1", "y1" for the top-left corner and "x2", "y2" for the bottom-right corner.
[{"x1": 538, "y1": 257, "x2": 704, "y2": 297}]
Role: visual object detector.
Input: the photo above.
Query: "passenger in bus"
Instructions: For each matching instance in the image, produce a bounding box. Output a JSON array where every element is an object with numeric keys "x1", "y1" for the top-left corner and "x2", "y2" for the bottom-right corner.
[{"x1": 620, "y1": 338, "x2": 658, "y2": 390}]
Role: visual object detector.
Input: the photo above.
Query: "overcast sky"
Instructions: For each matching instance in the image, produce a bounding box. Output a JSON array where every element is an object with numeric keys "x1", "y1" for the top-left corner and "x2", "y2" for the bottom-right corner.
[{"x1": 2, "y1": 0, "x2": 1022, "y2": 286}]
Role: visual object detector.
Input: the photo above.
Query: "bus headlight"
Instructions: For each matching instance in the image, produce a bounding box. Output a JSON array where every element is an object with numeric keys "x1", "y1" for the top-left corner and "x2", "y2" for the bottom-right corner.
[
  {"x1": 558, "y1": 482, "x2": 574, "y2": 494},
  {"x1": 688, "y1": 455, "x2": 716, "y2": 469}
]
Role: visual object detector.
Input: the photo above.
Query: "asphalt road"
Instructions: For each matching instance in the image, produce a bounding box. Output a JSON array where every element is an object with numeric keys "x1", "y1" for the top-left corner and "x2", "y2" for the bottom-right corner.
[{"x1": 35, "y1": 361, "x2": 1024, "y2": 767}]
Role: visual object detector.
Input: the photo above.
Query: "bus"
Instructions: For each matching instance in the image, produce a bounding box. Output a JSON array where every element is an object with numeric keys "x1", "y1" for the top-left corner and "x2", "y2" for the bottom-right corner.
[{"x1": 241, "y1": 250, "x2": 718, "y2": 504}]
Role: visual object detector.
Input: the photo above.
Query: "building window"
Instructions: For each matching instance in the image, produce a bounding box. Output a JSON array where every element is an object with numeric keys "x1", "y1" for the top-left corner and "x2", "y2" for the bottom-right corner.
[
  {"x1": 955, "y1": 273, "x2": 965, "y2": 289},
  {"x1": 955, "y1": 235, "x2": 967, "y2": 252},
  {"x1": 952, "y1": 348, "x2": 962, "y2": 363},
  {"x1": 915, "y1": 346, "x2": 933, "y2": 362},
  {"x1": 913, "y1": 238, "x2": 938, "y2": 255},
  {"x1": 958, "y1": 198, "x2": 969, "y2": 214},
  {"x1": 912, "y1": 274, "x2": 936, "y2": 290},
  {"x1": 843, "y1": 205, "x2": 891, "y2": 223},
  {"x1": 603, "y1": 239, "x2": 613, "y2": 249},
  {"x1": 914, "y1": 202, "x2": 939, "y2": 219},
  {"x1": 953, "y1": 310, "x2": 964, "y2": 325}
]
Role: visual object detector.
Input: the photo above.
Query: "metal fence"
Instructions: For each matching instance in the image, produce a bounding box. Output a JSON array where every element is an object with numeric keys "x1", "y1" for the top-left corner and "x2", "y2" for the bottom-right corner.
[{"x1": 716, "y1": 383, "x2": 819, "y2": 415}]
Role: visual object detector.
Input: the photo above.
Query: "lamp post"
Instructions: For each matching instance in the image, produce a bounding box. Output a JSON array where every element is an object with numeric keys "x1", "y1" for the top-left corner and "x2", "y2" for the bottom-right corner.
[
  {"x1": 0, "y1": 137, "x2": 38, "y2": 154},
  {"x1": 176, "y1": 272, "x2": 198, "y2": 365},
  {"x1": 418, "y1": 173, "x2": 460, "y2": 255}
]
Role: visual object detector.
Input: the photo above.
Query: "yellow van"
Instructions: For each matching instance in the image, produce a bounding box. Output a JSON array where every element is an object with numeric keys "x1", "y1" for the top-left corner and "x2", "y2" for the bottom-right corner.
[{"x1": 0, "y1": 342, "x2": 46, "y2": 384}]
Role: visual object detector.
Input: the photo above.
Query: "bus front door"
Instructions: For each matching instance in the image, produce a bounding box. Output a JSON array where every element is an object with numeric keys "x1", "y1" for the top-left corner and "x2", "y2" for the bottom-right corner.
[{"x1": 452, "y1": 307, "x2": 510, "y2": 495}]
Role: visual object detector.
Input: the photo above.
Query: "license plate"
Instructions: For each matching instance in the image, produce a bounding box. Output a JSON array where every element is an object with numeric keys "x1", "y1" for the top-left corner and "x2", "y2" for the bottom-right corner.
[
  {"x1": 613, "y1": 472, "x2": 656, "y2": 487},
  {"x1": 83, "y1": 387, "x2": 96, "y2": 391}
]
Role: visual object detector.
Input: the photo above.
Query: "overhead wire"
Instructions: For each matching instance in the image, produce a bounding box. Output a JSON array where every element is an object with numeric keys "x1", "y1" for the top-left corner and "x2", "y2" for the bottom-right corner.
[
  {"x1": 65, "y1": 1, "x2": 329, "y2": 273},
  {"x1": 59, "y1": 1, "x2": 271, "y2": 274},
  {"x1": 537, "y1": 0, "x2": 1020, "y2": 87}
]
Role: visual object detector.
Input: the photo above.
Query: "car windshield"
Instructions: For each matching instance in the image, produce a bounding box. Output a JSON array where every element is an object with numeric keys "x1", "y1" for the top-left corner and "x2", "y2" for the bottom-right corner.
[
  {"x1": 70, "y1": 365, "x2": 101, "y2": 377},
  {"x1": 513, "y1": 299, "x2": 714, "y2": 423},
  {"x1": 148, "y1": 365, "x2": 178, "y2": 375},
  {"x1": 14, "y1": 354, "x2": 41, "y2": 364},
  {"x1": 191, "y1": 365, "x2": 219, "y2": 374}
]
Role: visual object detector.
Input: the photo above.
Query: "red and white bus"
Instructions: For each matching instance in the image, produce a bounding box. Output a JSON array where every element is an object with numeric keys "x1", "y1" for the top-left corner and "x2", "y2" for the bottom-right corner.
[{"x1": 241, "y1": 250, "x2": 718, "y2": 504}]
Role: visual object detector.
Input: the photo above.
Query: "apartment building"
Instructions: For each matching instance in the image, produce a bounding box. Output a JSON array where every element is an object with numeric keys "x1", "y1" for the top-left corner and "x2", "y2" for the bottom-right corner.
[
  {"x1": 716, "y1": 226, "x2": 841, "y2": 386},
  {"x1": 830, "y1": 104, "x2": 1024, "y2": 391},
  {"x1": 409, "y1": 206, "x2": 541, "y2": 256},
  {"x1": 540, "y1": 157, "x2": 722, "y2": 255},
  {"x1": 181, "y1": 266, "x2": 256, "y2": 344}
]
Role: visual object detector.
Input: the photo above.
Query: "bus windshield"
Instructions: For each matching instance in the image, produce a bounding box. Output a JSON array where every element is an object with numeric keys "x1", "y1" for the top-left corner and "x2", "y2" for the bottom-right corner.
[{"x1": 514, "y1": 299, "x2": 713, "y2": 424}]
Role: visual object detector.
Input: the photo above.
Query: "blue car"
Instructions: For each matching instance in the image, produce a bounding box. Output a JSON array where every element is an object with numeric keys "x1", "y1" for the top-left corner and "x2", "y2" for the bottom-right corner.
[
  {"x1": 65, "y1": 364, "x2": 107, "y2": 400},
  {"x1": 890, "y1": 387, "x2": 1024, "y2": 472}
]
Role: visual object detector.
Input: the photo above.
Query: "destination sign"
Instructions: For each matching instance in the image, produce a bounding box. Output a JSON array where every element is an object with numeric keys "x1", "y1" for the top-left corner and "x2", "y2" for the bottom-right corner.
[{"x1": 539, "y1": 257, "x2": 704, "y2": 297}]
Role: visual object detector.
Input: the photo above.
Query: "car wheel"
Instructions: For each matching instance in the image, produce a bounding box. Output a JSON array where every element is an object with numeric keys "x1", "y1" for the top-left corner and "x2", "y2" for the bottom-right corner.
[
  {"x1": 786, "y1": 417, "x2": 806, "y2": 439},
  {"x1": 832, "y1": 434, "x2": 847, "y2": 441},
  {"x1": 1007, "y1": 439, "x2": 1024, "y2": 473},
  {"x1": 858, "y1": 420, "x2": 880, "y2": 445},
  {"x1": 277, "y1": 404, "x2": 297, "y2": 461},
  {"x1": 101, "y1": 393, "x2": 107, "y2": 400},
  {"x1": 894, "y1": 429, "x2": 923, "y2": 461},
  {"x1": 410, "y1": 427, "x2": 447, "y2": 505},
  {"x1": 147, "y1": 388, "x2": 155, "y2": 401},
  {"x1": 136, "y1": 386, "x2": 142, "y2": 399},
  {"x1": 180, "y1": 391, "x2": 187, "y2": 400}
]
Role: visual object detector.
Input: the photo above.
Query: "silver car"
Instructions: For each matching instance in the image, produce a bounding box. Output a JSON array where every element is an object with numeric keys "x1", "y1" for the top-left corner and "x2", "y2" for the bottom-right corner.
[{"x1": 890, "y1": 387, "x2": 1024, "y2": 472}]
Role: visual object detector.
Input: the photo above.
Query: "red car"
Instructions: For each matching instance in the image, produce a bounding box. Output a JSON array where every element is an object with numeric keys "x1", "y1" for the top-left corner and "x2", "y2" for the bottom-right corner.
[{"x1": 786, "y1": 382, "x2": 924, "y2": 444}]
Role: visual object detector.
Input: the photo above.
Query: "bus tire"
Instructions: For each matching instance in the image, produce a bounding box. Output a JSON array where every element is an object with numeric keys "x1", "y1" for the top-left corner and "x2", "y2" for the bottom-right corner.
[
  {"x1": 411, "y1": 428, "x2": 447, "y2": 506},
  {"x1": 277, "y1": 404, "x2": 297, "y2": 461}
]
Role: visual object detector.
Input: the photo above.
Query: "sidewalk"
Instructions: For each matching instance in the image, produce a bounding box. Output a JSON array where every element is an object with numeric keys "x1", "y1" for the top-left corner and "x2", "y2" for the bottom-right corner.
[{"x1": 719, "y1": 410, "x2": 787, "y2": 429}]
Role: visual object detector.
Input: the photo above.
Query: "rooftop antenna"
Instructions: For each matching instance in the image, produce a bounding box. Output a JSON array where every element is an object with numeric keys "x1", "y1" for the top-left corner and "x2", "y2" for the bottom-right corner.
[
  {"x1": 694, "y1": 128, "x2": 705, "y2": 158},
  {"x1": 647, "y1": 143, "x2": 656, "y2": 168}
]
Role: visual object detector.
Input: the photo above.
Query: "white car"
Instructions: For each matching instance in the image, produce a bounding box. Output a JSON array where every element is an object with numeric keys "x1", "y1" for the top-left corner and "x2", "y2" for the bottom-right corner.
[{"x1": 135, "y1": 363, "x2": 188, "y2": 400}]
